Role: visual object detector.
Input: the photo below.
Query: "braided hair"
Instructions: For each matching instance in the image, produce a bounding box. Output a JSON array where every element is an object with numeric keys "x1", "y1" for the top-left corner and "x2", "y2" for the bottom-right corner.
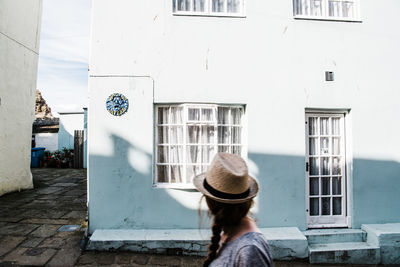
[{"x1": 203, "y1": 197, "x2": 253, "y2": 267}]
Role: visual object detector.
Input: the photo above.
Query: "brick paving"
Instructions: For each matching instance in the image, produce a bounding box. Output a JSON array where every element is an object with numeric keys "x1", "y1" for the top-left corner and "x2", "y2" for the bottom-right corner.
[{"x1": 0, "y1": 169, "x2": 381, "y2": 266}]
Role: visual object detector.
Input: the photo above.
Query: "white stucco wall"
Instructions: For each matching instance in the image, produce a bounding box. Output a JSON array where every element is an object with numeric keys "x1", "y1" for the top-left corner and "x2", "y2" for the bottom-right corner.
[
  {"x1": 34, "y1": 133, "x2": 58, "y2": 151},
  {"x1": 58, "y1": 112, "x2": 84, "y2": 150},
  {"x1": 89, "y1": 0, "x2": 400, "y2": 232},
  {"x1": 0, "y1": 0, "x2": 43, "y2": 196}
]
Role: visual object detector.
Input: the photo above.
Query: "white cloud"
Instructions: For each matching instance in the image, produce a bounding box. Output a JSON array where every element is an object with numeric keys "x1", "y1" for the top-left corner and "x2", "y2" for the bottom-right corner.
[{"x1": 37, "y1": 0, "x2": 91, "y2": 113}]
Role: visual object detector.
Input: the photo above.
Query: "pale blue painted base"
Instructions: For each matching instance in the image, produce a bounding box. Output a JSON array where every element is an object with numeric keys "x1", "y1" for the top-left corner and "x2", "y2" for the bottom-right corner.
[
  {"x1": 87, "y1": 227, "x2": 308, "y2": 260},
  {"x1": 362, "y1": 223, "x2": 400, "y2": 264}
]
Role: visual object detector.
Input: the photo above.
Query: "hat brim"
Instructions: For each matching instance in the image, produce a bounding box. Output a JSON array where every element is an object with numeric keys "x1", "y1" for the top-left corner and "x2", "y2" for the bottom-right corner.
[{"x1": 193, "y1": 172, "x2": 259, "y2": 204}]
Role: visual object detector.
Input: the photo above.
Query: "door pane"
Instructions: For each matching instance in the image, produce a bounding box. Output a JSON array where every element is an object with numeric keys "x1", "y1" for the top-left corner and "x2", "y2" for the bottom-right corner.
[
  {"x1": 310, "y1": 177, "x2": 319, "y2": 195},
  {"x1": 333, "y1": 137, "x2": 340, "y2": 155},
  {"x1": 333, "y1": 197, "x2": 342, "y2": 215},
  {"x1": 309, "y1": 138, "x2": 318, "y2": 155},
  {"x1": 310, "y1": 157, "x2": 319, "y2": 175},
  {"x1": 322, "y1": 177, "x2": 330, "y2": 195},
  {"x1": 309, "y1": 117, "x2": 318, "y2": 135},
  {"x1": 332, "y1": 177, "x2": 341, "y2": 195},
  {"x1": 322, "y1": 197, "x2": 331, "y2": 215},
  {"x1": 320, "y1": 137, "x2": 330, "y2": 155},
  {"x1": 332, "y1": 117, "x2": 340, "y2": 135},
  {"x1": 321, "y1": 157, "x2": 330, "y2": 175},
  {"x1": 320, "y1": 117, "x2": 329, "y2": 135},
  {"x1": 333, "y1": 157, "x2": 341, "y2": 175},
  {"x1": 310, "y1": 198, "x2": 319, "y2": 216}
]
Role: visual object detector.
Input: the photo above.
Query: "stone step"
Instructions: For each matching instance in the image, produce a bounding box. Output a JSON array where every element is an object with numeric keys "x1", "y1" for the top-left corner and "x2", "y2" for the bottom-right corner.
[
  {"x1": 303, "y1": 229, "x2": 366, "y2": 244},
  {"x1": 309, "y1": 242, "x2": 381, "y2": 264}
]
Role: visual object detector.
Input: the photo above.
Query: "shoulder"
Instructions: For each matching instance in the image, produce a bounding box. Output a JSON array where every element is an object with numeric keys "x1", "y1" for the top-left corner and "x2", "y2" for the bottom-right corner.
[{"x1": 234, "y1": 233, "x2": 273, "y2": 267}]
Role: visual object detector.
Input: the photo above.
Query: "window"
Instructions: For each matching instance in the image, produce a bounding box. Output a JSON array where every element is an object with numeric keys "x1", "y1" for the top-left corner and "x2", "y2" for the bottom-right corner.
[
  {"x1": 155, "y1": 104, "x2": 244, "y2": 187},
  {"x1": 293, "y1": 0, "x2": 360, "y2": 21},
  {"x1": 172, "y1": 0, "x2": 245, "y2": 17}
]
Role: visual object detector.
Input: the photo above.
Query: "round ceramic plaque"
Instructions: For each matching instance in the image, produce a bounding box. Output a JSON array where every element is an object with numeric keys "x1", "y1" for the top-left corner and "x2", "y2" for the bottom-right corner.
[{"x1": 106, "y1": 93, "x2": 129, "y2": 116}]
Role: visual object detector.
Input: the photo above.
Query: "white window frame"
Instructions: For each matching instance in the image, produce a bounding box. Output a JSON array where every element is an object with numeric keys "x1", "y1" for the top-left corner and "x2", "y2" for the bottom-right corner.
[
  {"x1": 293, "y1": 0, "x2": 361, "y2": 22},
  {"x1": 172, "y1": 0, "x2": 246, "y2": 17},
  {"x1": 154, "y1": 103, "x2": 246, "y2": 189}
]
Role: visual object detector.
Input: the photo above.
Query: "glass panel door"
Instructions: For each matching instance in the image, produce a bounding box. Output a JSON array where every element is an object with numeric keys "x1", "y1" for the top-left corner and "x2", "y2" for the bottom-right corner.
[{"x1": 305, "y1": 113, "x2": 347, "y2": 228}]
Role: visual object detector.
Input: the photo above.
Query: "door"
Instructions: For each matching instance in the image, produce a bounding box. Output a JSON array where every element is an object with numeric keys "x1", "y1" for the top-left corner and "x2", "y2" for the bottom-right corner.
[{"x1": 305, "y1": 113, "x2": 348, "y2": 228}]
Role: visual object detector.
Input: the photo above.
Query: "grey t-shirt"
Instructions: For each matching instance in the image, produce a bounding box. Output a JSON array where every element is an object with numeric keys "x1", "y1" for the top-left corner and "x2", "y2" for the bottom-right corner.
[{"x1": 209, "y1": 232, "x2": 274, "y2": 267}]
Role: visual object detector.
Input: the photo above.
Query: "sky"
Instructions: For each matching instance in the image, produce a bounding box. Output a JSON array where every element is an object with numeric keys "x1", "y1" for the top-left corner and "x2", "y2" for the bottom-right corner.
[{"x1": 37, "y1": 0, "x2": 92, "y2": 115}]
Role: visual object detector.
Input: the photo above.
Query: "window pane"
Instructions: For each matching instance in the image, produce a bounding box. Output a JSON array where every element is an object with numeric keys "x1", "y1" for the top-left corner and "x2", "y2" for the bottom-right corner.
[
  {"x1": 170, "y1": 107, "x2": 183, "y2": 124},
  {"x1": 332, "y1": 177, "x2": 341, "y2": 195},
  {"x1": 322, "y1": 177, "x2": 330, "y2": 195},
  {"x1": 320, "y1": 137, "x2": 330, "y2": 155},
  {"x1": 232, "y1": 146, "x2": 241, "y2": 155},
  {"x1": 193, "y1": 0, "x2": 205, "y2": 11},
  {"x1": 177, "y1": 0, "x2": 189, "y2": 11},
  {"x1": 170, "y1": 145, "x2": 183, "y2": 163},
  {"x1": 311, "y1": 0, "x2": 322, "y2": 16},
  {"x1": 158, "y1": 126, "x2": 169, "y2": 144},
  {"x1": 227, "y1": 0, "x2": 240, "y2": 13},
  {"x1": 218, "y1": 107, "x2": 229, "y2": 124},
  {"x1": 157, "y1": 165, "x2": 169, "y2": 183},
  {"x1": 158, "y1": 107, "x2": 168, "y2": 124},
  {"x1": 201, "y1": 108, "x2": 214, "y2": 121},
  {"x1": 157, "y1": 146, "x2": 169, "y2": 163},
  {"x1": 170, "y1": 126, "x2": 183, "y2": 144},
  {"x1": 333, "y1": 157, "x2": 341, "y2": 175},
  {"x1": 296, "y1": 0, "x2": 310, "y2": 16},
  {"x1": 310, "y1": 157, "x2": 319, "y2": 175},
  {"x1": 212, "y1": 0, "x2": 225, "y2": 12},
  {"x1": 332, "y1": 118, "x2": 340, "y2": 135},
  {"x1": 231, "y1": 127, "x2": 241, "y2": 144},
  {"x1": 309, "y1": 138, "x2": 317, "y2": 155},
  {"x1": 321, "y1": 157, "x2": 330, "y2": 175},
  {"x1": 231, "y1": 107, "x2": 242, "y2": 125},
  {"x1": 188, "y1": 108, "x2": 200, "y2": 121},
  {"x1": 187, "y1": 145, "x2": 201, "y2": 164},
  {"x1": 322, "y1": 197, "x2": 331, "y2": 215},
  {"x1": 201, "y1": 125, "x2": 215, "y2": 144},
  {"x1": 332, "y1": 137, "x2": 340, "y2": 155},
  {"x1": 187, "y1": 165, "x2": 202, "y2": 181},
  {"x1": 202, "y1": 146, "x2": 214, "y2": 164},
  {"x1": 187, "y1": 126, "x2": 200, "y2": 143},
  {"x1": 218, "y1": 145, "x2": 230, "y2": 153},
  {"x1": 342, "y1": 1, "x2": 354, "y2": 18},
  {"x1": 320, "y1": 117, "x2": 329, "y2": 135},
  {"x1": 218, "y1": 126, "x2": 230, "y2": 144},
  {"x1": 310, "y1": 198, "x2": 319, "y2": 216},
  {"x1": 171, "y1": 165, "x2": 183, "y2": 183},
  {"x1": 333, "y1": 197, "x2": 342, "y2": 215},
  {"x1": 309, "y1": 117, "x2": 317, "y2": 135},
  {"x1": 310, "y1": 177, "x2": 319, "y2": 196}
]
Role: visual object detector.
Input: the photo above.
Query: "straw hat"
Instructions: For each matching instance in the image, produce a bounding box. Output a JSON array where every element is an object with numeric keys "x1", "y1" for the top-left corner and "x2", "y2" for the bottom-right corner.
[{"x1": 193, "y1": 152, "x2": 259, "y2": 204}]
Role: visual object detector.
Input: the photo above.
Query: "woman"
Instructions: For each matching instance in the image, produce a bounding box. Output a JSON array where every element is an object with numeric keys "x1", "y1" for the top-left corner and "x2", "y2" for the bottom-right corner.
[{"x1": 194, "y1": 152, "x2": 274, "y2": 267}]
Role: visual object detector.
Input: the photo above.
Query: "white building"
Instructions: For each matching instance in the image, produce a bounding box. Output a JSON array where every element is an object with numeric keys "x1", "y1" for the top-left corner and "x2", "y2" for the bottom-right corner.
[
  {"x1": 88, "y1": 0, "x2": 400, "y2": 264},
  {"x1": 58, "y1": 111, "x2": 84, "y2": 150},
  {"x1": 0, "y1": 0, "x2": 43, "y2": 196}
]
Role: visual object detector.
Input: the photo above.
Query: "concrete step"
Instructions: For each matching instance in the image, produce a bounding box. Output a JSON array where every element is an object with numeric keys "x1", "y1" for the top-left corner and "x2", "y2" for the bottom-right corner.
[
  {"x1": 303, "y1": 229, "x2": 366, "y2": 244},
  {"x1": 309, "y1": 242, "x2": 381, "y2": 264}
]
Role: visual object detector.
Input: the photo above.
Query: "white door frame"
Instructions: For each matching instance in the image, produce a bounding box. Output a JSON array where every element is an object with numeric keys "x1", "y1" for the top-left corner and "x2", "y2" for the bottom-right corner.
[{"x1": 305, "y1": 112, "x2": 349, "y2": 228}]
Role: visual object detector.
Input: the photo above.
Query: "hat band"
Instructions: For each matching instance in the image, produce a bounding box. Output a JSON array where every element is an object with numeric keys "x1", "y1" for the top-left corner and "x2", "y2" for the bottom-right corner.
[{"x1": 203, "y1": 178, "x2": 250, "y2": 200}]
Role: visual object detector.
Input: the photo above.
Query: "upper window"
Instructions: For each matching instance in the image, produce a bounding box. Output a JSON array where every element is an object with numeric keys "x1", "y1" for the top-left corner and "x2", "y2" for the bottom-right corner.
[
  {"x1": 155, "y1": 104, "x2": 244, "y2": 188},
  {"x1": 293, "y1": 0, "x2": 360, "y2": 21},
  {"x1": 172, "y1": 0, "x2": 245, "y2": 17}
]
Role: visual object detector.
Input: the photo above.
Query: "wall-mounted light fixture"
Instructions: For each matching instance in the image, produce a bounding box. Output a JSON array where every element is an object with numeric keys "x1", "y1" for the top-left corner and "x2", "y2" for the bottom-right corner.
[{"x1": 325, "y1": 71, "x2": 334, "y2": 81}]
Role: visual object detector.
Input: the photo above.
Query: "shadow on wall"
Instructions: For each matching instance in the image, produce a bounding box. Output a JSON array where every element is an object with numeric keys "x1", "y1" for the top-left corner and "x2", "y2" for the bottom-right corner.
[{"x1": 88, "y1": 134, "x2": 400, "y2": 232}]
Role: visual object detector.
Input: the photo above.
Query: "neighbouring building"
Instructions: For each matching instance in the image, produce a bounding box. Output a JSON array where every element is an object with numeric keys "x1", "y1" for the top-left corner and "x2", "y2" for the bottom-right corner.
[
  {"x1": 32, "y1": 90, "x2": 59, "y2": 151},
  {"x1": 58, "y1": 111, "x2": 84, "y2": 150},
  {"x1": 0, "y1": 0, "x2": 43, "y2": 196},
  {"x1": 87, "y1": 0, "x2": 400, "y2": 264}
]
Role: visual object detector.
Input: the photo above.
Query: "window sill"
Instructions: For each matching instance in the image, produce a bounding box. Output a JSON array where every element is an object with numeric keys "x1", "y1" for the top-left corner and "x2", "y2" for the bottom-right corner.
[
  {"x1": 173, "y1": 12, "x2": 246, "y2": 18},
  {"x1": 153, "y1": 183, "x2": 198, "y2": 190},
  {"x1": 294, "y1": 15, "x2": 362, "y2": 23}
]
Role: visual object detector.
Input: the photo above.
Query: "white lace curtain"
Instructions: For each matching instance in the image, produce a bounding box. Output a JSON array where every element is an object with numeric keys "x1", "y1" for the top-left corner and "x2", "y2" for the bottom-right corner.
[
  {"x1": 175, "y1": 0, "x2": 242, "y2": 13},
  {"x1": 294, "y1": 0, "x2": 355, "y2": 18}
]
